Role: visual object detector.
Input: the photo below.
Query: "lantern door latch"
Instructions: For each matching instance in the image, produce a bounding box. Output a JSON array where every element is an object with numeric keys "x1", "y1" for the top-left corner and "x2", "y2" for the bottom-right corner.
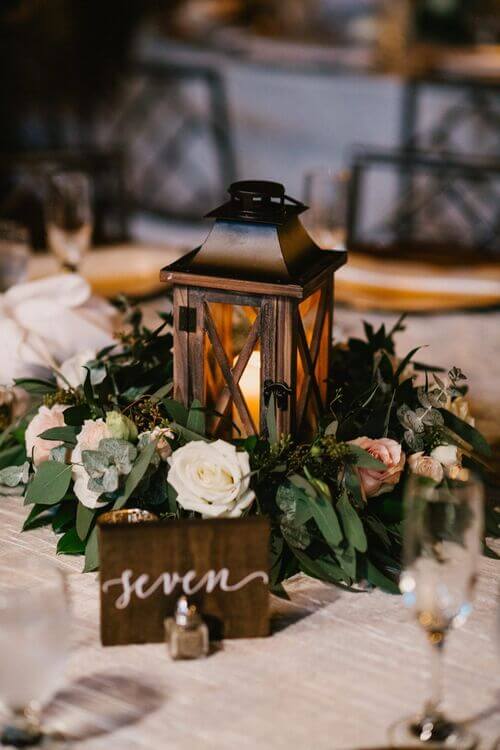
[
  {"x1": 178, "y1": 306, "x2": 197, "y2": 333},
  {"x1": 264, "y1": 380, "x2": 292, "y2": 412}
]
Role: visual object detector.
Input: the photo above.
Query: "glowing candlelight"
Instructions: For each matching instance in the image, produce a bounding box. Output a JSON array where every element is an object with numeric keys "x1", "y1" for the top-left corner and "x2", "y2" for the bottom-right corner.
[{"x1": 234, "y1": 350, "x2": 260, "y2": 431}]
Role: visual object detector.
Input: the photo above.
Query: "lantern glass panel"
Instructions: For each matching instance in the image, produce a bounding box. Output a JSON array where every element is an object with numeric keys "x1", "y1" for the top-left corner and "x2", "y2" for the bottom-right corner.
[
  {"x1": 204, "y1": 300, "x2": 261, "y2": 439},
  {"x1": 297, "y1": 283, "x2": 331, "y2": 437}
]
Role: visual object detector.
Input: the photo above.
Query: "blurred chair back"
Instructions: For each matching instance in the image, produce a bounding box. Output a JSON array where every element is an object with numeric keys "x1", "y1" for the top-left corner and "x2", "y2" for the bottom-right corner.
[
  {"x1": 346, "y1": 147, "x2": 500, "y2": 264},
  {"x1": 96, "y1": 61, "x2": 237, "y2": 221},
  {"x1": 0, "y1": 150, "x2": 128, "y2": 250}
]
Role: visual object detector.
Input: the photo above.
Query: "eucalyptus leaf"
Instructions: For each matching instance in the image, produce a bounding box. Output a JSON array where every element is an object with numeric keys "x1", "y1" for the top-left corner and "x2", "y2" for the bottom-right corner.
[
  {"x1": 0, "y1": 462, "x2": 29, "y2": 487},
  {"x1": 163, "y1": 398, "x2": 189, "y2": 426},
  {"x1": 25, "y1": 462, "x2": 72, "y2": 506},
  {"x1": 440, "y1": 409, "x2": 492, "y2": 457},
  {"x1": 114, "y1": 440, "x2": 158, "y2": 509}
]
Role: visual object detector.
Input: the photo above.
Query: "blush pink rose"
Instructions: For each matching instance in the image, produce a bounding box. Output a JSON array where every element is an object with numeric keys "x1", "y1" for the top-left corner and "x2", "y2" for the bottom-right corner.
[
  {"x1": 25, "y1": 404, "x2": 67, "y2": 467},
  {"x1": 349, "y1": 436, "x2": 406, "y2": 499}
]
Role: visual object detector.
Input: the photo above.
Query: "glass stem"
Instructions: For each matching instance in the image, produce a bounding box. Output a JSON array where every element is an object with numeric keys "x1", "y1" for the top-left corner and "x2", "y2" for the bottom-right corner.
[{"x1": 425, "y1": 637, "x2": 445, "y2": 717}]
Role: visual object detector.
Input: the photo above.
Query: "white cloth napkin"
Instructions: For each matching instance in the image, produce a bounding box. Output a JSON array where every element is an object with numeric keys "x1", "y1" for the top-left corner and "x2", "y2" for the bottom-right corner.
[{"x1": 0, "y1": 274, "x2": 118, "y2": 384}]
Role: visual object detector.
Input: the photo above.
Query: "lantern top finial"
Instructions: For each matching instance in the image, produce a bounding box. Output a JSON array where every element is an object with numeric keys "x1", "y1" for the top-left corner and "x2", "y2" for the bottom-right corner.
[{"x1": 206, "y1": 180, "x2": 306, "y2": 225}]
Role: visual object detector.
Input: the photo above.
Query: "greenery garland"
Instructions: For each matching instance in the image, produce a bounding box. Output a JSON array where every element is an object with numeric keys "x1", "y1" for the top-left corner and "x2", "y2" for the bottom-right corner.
[{"x1": 0, "y1": 302, "x2": 498, "y2": 594}]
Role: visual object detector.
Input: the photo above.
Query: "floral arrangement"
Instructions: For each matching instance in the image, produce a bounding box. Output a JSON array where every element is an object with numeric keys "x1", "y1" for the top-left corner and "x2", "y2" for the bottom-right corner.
[{"x1": 0, "y1": 305, "x2": 498, "y2": 593}]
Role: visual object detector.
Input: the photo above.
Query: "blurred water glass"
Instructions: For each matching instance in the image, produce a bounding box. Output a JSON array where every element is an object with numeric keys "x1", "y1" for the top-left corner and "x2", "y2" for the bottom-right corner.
[
  {"x1": 392, "y1": 473, "x2": 484, "y2": 750},
  {"x1": 0, "y1": 221, "x2": 31, "y2": 292},
  {"x1": 0, "y1": 553, "x2": 71, "y2": 747},
  {"x1": 45, "y1": 171, "x2": 93, "y2": 273},
  {"x1": 303, "y1": 168, "x2": 349, "y2": 249}
]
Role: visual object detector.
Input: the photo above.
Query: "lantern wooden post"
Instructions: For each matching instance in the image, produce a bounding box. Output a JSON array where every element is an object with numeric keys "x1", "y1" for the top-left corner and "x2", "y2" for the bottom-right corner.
[{"x1": 162, "y1": 181, "x2": 346, "y2": 440}]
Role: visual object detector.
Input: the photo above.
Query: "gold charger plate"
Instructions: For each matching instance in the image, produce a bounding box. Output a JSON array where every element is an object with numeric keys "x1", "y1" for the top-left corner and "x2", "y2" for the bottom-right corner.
[
  {"x1": 29, "y1": 244, "x2": 186, "y2": 298},
  {"x1": 336, "y1": 253, "x2": 500, "y2": 312}
]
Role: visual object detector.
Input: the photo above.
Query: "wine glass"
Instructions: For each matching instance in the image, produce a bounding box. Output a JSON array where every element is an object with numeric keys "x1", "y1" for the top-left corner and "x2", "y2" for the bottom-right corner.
[
  {"x1": 45, "y1": 171, "x2": 93, "y2": 272},
  {"x1": 302, "y1": 168, "x2": 349, "y2": 249},
  {"x1": 0, "y1": 553, "x2": 71, "y2": 747},
  {"x1": 392, "y1": 472, "x2": 484, "y2": 749}
]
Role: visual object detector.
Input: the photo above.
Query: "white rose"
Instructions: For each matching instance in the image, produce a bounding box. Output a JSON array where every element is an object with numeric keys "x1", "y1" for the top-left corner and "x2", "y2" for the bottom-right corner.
[
  {"x1": 167, "y1": 439, "x2": 255, "y2": 519},
  {"x1": 25, "y1": 404, "x2": 67, "y2": 467},
  {"x1": 408, "y1": 451, "x2": 444, "y2": 484},
  {"x1": 71, "y1": 418, "x2": 111, "y2": 508},
  {"x1": 57, "y1": 350, "x2": 95, "y2": 389}
]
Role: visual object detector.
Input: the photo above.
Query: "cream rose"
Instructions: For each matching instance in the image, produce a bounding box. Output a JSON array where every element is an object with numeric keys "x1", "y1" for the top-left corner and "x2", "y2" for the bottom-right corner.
[
  {"x1": 56, "y1": 350, "x2": 95, "y2": 389},
  {"x1": 71, "y1": 418, "x2": 112, "y2": 508},
  {"x1": 167, "y1": 439, "x2": 255, "y2": 518},
  {"x1": 408, "y1": 451, "x2": 444, "y2": 483},
  {"x1": 348, "y1": 436, "x2": 406, "y2": 499},
  {"x1": 25, "y1": 404, "x2": 67, "y2": 466},
  {"x1": 430, "y1": 444, "x2": 464, "y2": 479}
]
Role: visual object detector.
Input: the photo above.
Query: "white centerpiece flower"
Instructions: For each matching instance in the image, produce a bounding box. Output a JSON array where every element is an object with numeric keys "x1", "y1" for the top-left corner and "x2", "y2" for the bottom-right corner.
[
  {"x1": 71, "y1": 418, "x2": 112, "y2": 508},
  {"x1": 25, "y1": 404, "x2": 67, "y2": 466},
  {"x1": 167, "y1": 439, "x2": 255, "y2": 518}
]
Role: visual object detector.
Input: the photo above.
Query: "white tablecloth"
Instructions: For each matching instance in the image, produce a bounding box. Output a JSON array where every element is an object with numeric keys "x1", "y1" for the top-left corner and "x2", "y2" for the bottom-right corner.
[{"x1": 1, "y1": 496, "x2": 499, "y2": 750}]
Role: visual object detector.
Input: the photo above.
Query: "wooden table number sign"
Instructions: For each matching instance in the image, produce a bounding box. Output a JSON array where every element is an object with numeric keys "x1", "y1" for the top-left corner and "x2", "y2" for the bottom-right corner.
[{"x1": 98, "y1": 513, "x2": 270, "y2": 646}]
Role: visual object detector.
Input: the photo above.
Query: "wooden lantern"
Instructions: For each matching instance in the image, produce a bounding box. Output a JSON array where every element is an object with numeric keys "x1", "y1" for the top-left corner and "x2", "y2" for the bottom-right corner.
[{"x1": 161, "y1": 181, "x2": 346, "y2": 439}]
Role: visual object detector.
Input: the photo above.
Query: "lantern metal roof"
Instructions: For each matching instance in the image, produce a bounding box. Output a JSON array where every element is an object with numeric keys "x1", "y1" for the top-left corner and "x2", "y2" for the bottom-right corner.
[{"x1": 161, "y1": 180, "x2": 347, "y2": 299}]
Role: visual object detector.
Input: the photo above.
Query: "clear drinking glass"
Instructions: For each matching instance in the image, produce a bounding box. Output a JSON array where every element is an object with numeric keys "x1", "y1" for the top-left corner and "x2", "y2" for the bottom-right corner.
[
  {"x1": 302, "y1": 168, "x2": 349, "y2": 249},
  {"x1": 0, "y1": 554, "x2": 71, "y2": 747},
  {"x1": 0, "y1": 221, "x2": 31, "y2": 291},
  {"x1": 391, "y1": 473, "x2": 484, "y2": 749},
  {"x1": 45, "y1": 171, "x2": 93, "y2": 272}
]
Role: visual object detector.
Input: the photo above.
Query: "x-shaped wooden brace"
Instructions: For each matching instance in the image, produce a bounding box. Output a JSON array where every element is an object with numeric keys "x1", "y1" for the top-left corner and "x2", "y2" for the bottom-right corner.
[
  {"x1": 204, "y1": 302, "x2": 261, "y2": 436},
  {"x1": 297, "y1": 285, "x2": 328, "y2": 431}
]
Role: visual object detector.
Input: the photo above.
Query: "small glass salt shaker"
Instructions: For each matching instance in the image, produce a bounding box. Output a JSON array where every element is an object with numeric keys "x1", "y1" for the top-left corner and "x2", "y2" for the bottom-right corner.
[{"x1": 165, "y1": 597, "x2": 209, "y2": 660}]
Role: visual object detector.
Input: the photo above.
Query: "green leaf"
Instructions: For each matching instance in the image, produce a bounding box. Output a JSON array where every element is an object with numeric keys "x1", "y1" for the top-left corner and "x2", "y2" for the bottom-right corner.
[
  {"x1": 337, "y1": 490, "x2": 367, "y2": 552},
  {"x1": 76, "y1": 503, "x2": 96, "y2": 541},
  {"x1": 150, "y1": 382, "x2": 173, "y2": 401},
  {"x1": 38, "y1": 426, "x2": 78, "y2": 445},
  {"x1": 64, "y1": 405, "x2": 92, "y2": 426},
  {"x1": 83, "y1": 527, "x2": 99, "y2": 572},
  {"x1": 24, "y1": 462, "x2": 72, "y2": 506},
  {"x1": 114, "y1": 440, "x2": 158, "y2": 510},
  {"x1": 172, "y1": 422, "x2": 209, "y2": 443},
  {"x1": 57, "y1": 527, "x2": 86, "y2": 556},
  {"x1": 22, "y1": 504, "x2": 56, "y2": 531},
  {"x1": 186, "y1": 399, "x2": 206, "y2": 436},
  {"x1": 366, "y1": 560, "x2": 399, "y2": 594},
  {"x1": 348, "y1": 445, "x2": 386, "y2": 471},
  {"x1": 14, "y1": 377, "x2": 56, "y2": 394},
  {"x1": 394, "y1": 346, "x2": 422, "y2": 380},
  {"x1": 440, "y1": 409, "x2": 491, "y2": 457},
  {"x1": 51, "y1": 503, "x2": 76, "y2": 534},
  {"x1": 163, "y1": 398, "x2": 189, "y2": 426},
  {"x1": 292, "y1": 549, "x2": 349, "y2": 587},
  {"x1": 337, "y1": 544, "x2": 357, "y2": 578},
  {"x1": 344, "y1": 465, "x2": 363, "y2": 505},
  {"x1": 309, "y1": 490, "x2": 343, "y2": 548},
  {"x1": 266, "y1": 394, "x2": 278, "y2": 446}
]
